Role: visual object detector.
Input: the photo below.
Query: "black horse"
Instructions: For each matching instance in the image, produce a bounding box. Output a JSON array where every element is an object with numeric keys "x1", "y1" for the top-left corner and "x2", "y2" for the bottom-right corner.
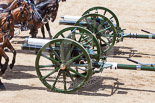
[
  {"x1": 30, "y1": 0, "x2": 66, "y2": 39},
  {"x1": 29, "y1": 0, "x2": 57, "y2": 38}
]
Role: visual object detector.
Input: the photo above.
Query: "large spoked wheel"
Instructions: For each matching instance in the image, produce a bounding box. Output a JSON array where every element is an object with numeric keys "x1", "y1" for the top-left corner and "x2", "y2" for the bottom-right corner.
[
  {"x1": 82, "y1": 6, "x2": 120, "y2": 29},
  {"x1": 75, "y1": 13, "x2": 117, "y2": 53},
  {"x1": 35, "y1": 38, "x2": 92, "y2": 93},
  {"x1": 53, "y1": 26, "x2": 101, "y2": 62}
]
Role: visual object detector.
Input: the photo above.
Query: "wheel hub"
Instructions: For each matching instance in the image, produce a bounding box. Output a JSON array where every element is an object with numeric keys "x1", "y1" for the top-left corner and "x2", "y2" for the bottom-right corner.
[{"x1": 60, "y1": 64, "x2": 66, "y2": 70}]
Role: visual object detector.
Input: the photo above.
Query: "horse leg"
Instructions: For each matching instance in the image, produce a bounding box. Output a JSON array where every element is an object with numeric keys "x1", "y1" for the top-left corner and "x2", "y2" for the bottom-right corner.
[
  {"x1": 45, "y1": 22, "x2": 52, "y2": 39},
  {"x1": 0, "y1": 56, "x2": 2, "y2": 67},
  {"x1": 29, "y1": 29, "x2": 34, "y2": 38},
  {"x1": 5, "y1": 39, "x2": 16, "y2": 69},
  {"x1": 0, "y1": 48, "x2": 9, "y2": 76},
  {"x1": 41, "y1": 25, "x2": 45, "y2": 39},
  {"x1": 0, "y1": 79, "x2": 5, "y2": 90},
  {"x1": 29, "y1": 28, "x2": 38, "y2": 38}
]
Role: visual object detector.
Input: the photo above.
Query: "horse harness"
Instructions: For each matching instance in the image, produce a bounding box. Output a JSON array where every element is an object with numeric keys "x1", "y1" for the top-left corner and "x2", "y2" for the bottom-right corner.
[{"x1": 0, "y1": 11, "x2": 14, "y2": 45}]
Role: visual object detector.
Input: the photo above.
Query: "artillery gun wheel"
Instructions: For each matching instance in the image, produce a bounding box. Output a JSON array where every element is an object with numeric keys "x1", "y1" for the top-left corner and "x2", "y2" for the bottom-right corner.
[
  {"x1": 82, "y1": 6, "x2": 120, "y2": 29},
  {"x1": 75, "y1": 13, "x2": 117, "y2": 53},
  {"x1": 35, "y1": 38, "x2": 92, "y2": 93},
  {"x1": 53, "y1": 26, "x2": 101, "y2": 62}
]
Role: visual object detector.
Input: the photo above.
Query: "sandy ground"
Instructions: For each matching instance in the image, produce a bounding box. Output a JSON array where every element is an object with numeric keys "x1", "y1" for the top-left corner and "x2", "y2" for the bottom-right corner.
[{"x1": 0, "y1": 0, "x2": 155, "y2": 103}]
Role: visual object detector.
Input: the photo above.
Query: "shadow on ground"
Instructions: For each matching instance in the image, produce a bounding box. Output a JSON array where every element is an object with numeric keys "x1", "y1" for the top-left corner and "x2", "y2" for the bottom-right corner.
[
  {"x1": 70, "y1": 76, "x2": 155, "y2": 96},
  {"x1": 2, "y1": 65, "x2": 37, "y2": 80},
  {"x1": 3, "y1": 82, "x2": 46, "y2": 91},
  {"x1": 106, "y1": 46, "x2": 155, "y2": 58}
]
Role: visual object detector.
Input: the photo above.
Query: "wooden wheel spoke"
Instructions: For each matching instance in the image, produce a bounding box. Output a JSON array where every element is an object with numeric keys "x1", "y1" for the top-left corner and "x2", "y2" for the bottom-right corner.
[
  {"x1": 49, "y1": 45, "x2": 60, "y2": 60},
  {"x1": 41, "y1": 53, "x2": 60, "y2": 65},
  {"x1": 69, "y1": 68, "x2": 86, "y2": 78},
  {"x1": 100, "y1": 38, "x2": 110, "y2": 46},
  {"x1": 60, "y1": 33, "x2": 65, "y2": 38},
  {"x1": 42, "y1": 67, "x2": 59, "y2": 80},
  {"x1": 83, "y1": 38, "x2": 93, "y2": 45},
  {"x1": 60, "y1": 43, "x2": 65, "y2": 61},
  {"x1": 97, "y1": 18, "x2": 105, "y2": 30},
  {"x1": 39, "y1": 64, "x2": 56, "y2": 68},
  {"x1": 96, "y1": 26, "x2": 112, "y2": 35},
  {"x1": 66, "y1": 53, "x2": 83, "y2": 65},
  {"x1": 110, "y1": 16, "x2": 114, "y2": 20},
  {"x1": 103, "y1": 10, "x2": 107, "y2": 15},
  {"x1": 66, "y1": 70, "x2": 77, "y2": 87},
  {"x1": 66, "y1": 45, "x2": 75, "y2": 61},
  {"x1": 92, "y1": 16, "x2": 97, "y2": 33},
  {"x1": 52, "y1": 70, "x2": 62, "y2": 88},
  {"x1": 63, "y1": 71, "x2": 67, "y2": 90},
  {"x1": 78, "y1": 31, "x2": 84, "y2": 42},
  {"x1": 85, "y1": 18, "x2": 93, "y2": 30},
  {"x1": 80, "y1": 35, "x2": 89, "y2": 42}
]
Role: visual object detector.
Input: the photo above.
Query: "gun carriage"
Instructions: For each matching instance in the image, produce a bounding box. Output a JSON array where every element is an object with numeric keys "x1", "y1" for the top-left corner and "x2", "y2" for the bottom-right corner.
[{"x1": 22, "y1": 6, "x2": 155, "y2": 93}]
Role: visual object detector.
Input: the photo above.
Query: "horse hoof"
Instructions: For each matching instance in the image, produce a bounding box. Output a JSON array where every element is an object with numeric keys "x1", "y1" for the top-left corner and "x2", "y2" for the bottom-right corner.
[
  {"x1": 4, "y1": 48, "x2": 9, "y2": 52},
  {"x1": 0, "y1": 83, "x2": 6, "y2": 90},
  {"x1": 9, "y1": 64, "x2": 14, "y2": 69}
]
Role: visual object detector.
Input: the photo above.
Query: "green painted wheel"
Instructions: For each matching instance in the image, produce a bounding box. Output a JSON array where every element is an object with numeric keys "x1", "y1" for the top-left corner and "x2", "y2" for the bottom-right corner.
[
  {"x1": 53, "y1": 26, "x2": 101, "y2": 62},
  {"x1": 75, "y1": 13, "x2": 117, "y2": 53},
  {"x1": 35, "y1": 38, "x2": 92, "y2": 93},
  {"x1": 82, "y1": 6, "x2": 120, "y2": 29}
]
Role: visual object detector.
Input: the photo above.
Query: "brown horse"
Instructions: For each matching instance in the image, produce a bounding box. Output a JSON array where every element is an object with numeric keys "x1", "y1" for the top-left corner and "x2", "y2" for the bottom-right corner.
[
  {"x1": 0, "y1": 0, "x2": 43, "y2": 26},
  {"x1": 0, "y1": 3, "x2": 34, "y2": 39},
  {"x1": 0, "y1": 28, "x2": 16, "y2": 90}
]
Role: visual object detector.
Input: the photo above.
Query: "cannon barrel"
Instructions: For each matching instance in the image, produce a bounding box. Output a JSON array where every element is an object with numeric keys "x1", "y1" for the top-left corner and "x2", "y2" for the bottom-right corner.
[
  {"x1": 119, "y1": 33, "x2": 155, "y2": 39},
  {"x1": 117, "y1": 64, "x2": 155, "y2": 71}
]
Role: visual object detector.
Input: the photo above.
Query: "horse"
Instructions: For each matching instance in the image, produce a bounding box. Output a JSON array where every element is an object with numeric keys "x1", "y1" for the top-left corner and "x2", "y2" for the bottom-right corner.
[
  {"x1": 0, "y1": 0, "x2": 43, "y2": 27},
  {"x1": 29, "y1": 0, "x2": 66, "y2": 39},
  {"x1": 0, "y1": 3, "x2": 34, "y2": 39},
  {"x1": 0, "y1": 3, "x2": 35, "y2": 90},
  {"x1": 0, "y1": 28, "x2": 16, "y2": 90}
]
